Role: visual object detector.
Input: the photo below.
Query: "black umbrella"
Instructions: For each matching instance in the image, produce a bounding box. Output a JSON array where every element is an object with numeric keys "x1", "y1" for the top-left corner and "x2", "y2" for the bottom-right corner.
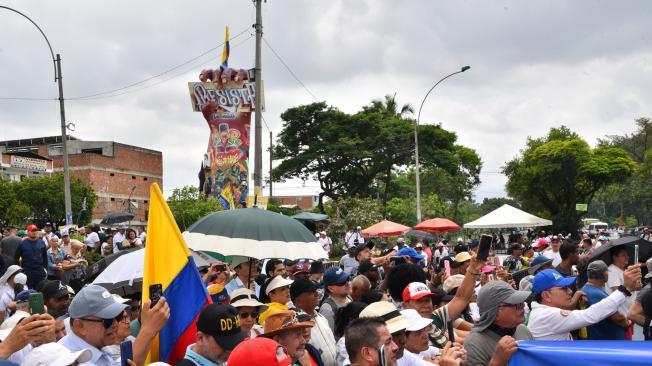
[
  {"x1": 589, "y1": 236, "x2": 652, "y2": 266},
  {"x1": 100, "y1": 211, "x2": 135, "y2": 225},
  {"x1": 406, "y1": 230, "x2": 437, "y2": 241},
  {"x1": 85, "y1": 248, "x2": 140, "y2": 283}
]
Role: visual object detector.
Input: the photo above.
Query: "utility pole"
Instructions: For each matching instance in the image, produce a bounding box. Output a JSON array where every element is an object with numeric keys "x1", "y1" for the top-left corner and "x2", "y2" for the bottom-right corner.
[
  {"x1": 1, "y1": 6, "x2": 73, "y2": 226},
  {"x1": 57, "y1": 54, "x2": 72, "y2": 226},
  {"x1": 269, "y1": 131, "x2": 273, "y2": 198},
  {"x1": 253, "y1": 0, "x2": 263, "y2": 200}
]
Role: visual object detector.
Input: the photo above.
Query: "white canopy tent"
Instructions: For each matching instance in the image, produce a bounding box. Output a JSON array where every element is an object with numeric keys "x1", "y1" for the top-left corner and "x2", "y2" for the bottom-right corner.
[{"x1": 464, "y1": 204, "x2": 552, "y2": 229}]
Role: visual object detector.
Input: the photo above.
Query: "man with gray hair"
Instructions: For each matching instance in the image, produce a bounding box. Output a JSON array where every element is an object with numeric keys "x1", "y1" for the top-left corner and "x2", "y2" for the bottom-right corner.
[
  {"x1": 581, "y1": 260, "x2": 629, "y2": 339},
  {"x1": 464, "y1": 281, "x2": 532, "y2": 366}
]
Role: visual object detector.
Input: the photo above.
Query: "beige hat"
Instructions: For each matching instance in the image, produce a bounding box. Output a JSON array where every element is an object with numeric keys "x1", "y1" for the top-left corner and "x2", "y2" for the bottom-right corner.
[
  {"x1": 454, "y1": 251, "x2": 472, "y2": 263},
  {"x1": 22, "y1": 342, "x2": 92, "y2": 366},
  {"x1": 230, "y1": 256, "x2": 251, "y2": 269},
  {"x1": 443, "y1": 274, "x2": 465, "y2": 294},
  {"x1": 265, "y1": 275, "x2": 294, "y2": 295},
  {"x1": 230, "y1": 288, "x2": 268, "y2": 312},
  {"x1": 359, "y1": 301, "x2": 415, "y2": 334}
]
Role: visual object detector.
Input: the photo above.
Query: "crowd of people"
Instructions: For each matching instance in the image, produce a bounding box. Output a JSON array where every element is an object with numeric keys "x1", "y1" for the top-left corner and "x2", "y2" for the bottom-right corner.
[{"x1": 0, "y1": 223, "x2": 650, "y2": 366}]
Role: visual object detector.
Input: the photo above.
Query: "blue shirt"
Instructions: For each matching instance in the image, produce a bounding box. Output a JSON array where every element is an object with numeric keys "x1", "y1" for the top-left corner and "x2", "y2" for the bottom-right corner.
[
  {"x1": 224, "y1": 277, "x2": 244, "y2": 295},
  {"x1": 582, "y1": 283, "x2": 626, "y2": 340},
  {"x1": 47, "y1": 248, "x2": 67, "y2": 276},
  {"x1": 14, "y1": 238, "x2": 47, "y2": 272}
]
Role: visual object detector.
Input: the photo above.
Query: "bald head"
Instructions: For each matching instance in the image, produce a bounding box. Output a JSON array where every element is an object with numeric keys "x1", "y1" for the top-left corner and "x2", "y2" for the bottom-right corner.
[{"x1": 351, "y1": 275, "x2": 372, "y2": 302}]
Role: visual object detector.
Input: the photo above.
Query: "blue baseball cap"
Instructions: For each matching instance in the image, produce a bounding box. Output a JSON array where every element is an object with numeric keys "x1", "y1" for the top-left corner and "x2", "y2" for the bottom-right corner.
[
  {"x1": 16, "y1": 289, "x2": 36, "y2": 302},
  {"x1": 324, "y1": 267, "x2": 350, "y2": 286},
  {"x1": 532, "y1": 269, "x2": 576, "y2": 294},
  {"x1": 397, "y1": 247, "x2": 426, "y2": 260}
]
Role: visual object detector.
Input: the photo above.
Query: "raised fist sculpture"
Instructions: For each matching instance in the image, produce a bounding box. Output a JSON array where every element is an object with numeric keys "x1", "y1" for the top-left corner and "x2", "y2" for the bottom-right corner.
[{"x1": 196, "y1": 67, "x2": 252, "y2": 209}]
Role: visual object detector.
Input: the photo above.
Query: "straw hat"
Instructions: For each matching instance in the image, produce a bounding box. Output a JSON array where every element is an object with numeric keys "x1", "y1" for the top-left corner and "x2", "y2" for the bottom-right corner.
[
  {"x1": 260, "y1": 310, "x2": 315, "y2": 338},
  {"x1": 359, "y1": 301, "x2": 415, "y2": 334},
  {"x1": 230, "y1": 288, "x2": 268, "y2": 312}
]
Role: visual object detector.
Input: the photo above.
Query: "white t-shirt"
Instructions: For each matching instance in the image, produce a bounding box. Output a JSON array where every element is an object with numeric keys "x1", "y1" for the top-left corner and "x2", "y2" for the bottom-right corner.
[
  {"x1": 606, "y1": 264, "x2": 632, "y2": 314},
  {"x1": 542, "y1": 250, "x2": 562, "y2": 267},
  {"x1": 398, "y1": 349, "x2": 432, "y2": 365},
  {"x1": 138, "y1": 231, "x2": 146, "y2": 243},
  {"x1": 318, "y1": 237, "x2": 333, "y2": 253},
  {"x1": 113, "y1": 232, "x2": 125, "y2": 246},
  {"x1": 345, "y1": 232, "x2": 364, "y2": 247},
  {"x1": 84, "y1": 232, "x2": 100, "y2": 248}
]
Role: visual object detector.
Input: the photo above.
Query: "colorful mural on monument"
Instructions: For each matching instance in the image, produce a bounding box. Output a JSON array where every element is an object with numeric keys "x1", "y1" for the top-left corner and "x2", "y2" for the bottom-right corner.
[{"x1": 188, "y1": 27, "x2": 258, "y2": 209}]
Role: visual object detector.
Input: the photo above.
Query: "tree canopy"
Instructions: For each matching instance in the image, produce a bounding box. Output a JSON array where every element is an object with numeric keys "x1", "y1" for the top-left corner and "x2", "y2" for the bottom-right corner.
[
  {"x1": 503, "y1": 126, "x2": 636, "y2": 234},
  {"x1": 167, "y1": 185, "x2": 222, "y2": 231},
  {"x1": 1, "y1": 173, "x2": 96, "y2": 227},
  {"x1": 272, "y1": 95, "x2": 482, "y2": 216}
]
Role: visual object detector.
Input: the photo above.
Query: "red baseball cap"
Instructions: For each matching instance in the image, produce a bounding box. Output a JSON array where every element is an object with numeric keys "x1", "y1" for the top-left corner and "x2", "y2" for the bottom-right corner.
[
  {"x1": 227, "y1": 337, "x2": 292, "y2": 366},
  {"x1": 402, "y1": 282, "x2": 435, "y2": 302},
  {"x1": 26, "y1": 224, "x2": 39, "y2": 232}
]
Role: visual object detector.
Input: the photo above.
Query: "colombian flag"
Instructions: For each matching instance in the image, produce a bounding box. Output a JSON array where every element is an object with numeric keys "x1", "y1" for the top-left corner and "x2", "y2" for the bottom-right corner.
[
  {"x1": 220, "y1": 26, "x2": 230, "y2": 70},
  {"x1": 142, "y1": 183, "x2": 211, "y2": 364}
]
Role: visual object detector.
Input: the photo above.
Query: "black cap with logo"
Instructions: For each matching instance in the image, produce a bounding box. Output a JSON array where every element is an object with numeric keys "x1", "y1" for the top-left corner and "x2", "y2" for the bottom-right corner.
[{"x1": 197, "y1": 303, "x2": 246, "y2": 351}]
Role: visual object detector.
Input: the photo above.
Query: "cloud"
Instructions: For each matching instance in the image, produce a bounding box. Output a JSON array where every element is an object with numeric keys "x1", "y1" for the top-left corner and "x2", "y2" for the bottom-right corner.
[{"x1": 1, "y1": 0, "x2": 651, "y2": 203}]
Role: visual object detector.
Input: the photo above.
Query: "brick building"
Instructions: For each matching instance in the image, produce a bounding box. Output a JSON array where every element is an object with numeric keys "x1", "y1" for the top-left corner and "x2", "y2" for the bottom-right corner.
[
  {"x1": 271, "y1": 185, "x2": 321, "y2": 211},
  {"x1": 0, "y1": 136, "x2": 162, "y2": 225}
]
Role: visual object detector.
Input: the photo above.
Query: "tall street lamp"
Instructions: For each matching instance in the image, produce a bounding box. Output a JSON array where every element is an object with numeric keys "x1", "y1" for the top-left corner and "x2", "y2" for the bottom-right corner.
[
  {"x1": 414, "y1": 65, "x2": 471, "y2": 223},
  {"x1": 1, "y1": 6, "x2": 73, "y2": 226}
]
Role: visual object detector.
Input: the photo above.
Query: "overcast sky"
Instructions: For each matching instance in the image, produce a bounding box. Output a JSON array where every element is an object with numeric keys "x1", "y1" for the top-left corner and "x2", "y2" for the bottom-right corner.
[{"x1": 1, "y1": 1, "x2": 650, "y2": 202}]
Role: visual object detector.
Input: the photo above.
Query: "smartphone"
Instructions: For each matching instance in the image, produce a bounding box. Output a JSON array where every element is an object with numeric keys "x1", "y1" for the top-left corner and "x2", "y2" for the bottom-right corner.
[
  {"x1": 377, "y1": 344, "x2": 386, "y2": 366},
  {"x1": 444, "y1": 260, "x2": 451, "y2": 276},
  {"x1": 149, "y1": 283, "x2": 163, "y2": 308},
  {"x1": 487, "y1": 274, "x2": 494, "y2": 282},
  {"x1": 447, "y1": 320, "x2": 455, "y2": 343},
  {"x1": 634, "y1": 244, "x2": 639, "y2": 264},
  {"x1": 390, "y1": 256, "x2": 407, "y2": 265},
  {"x1": 214, "y1": 264, "x2": 227, "y2": 272},
  {"x1": 477, "y1": 235, "x2": 493, "y2": 261},
  {"x1": 28, "y1": 292, "x2": 45, "y2": 314},
  {"x1": 120, "y1": 340, "x2": 133, "y2": 366},
  {"x1": 493, "y1": 256, "x2": 501, "y2": 267}
]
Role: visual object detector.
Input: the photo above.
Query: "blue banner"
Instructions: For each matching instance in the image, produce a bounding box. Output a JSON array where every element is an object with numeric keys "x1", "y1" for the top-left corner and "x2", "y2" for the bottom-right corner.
[{"x1": 510, "y1": 341, "x2": 652, "y2": 366}]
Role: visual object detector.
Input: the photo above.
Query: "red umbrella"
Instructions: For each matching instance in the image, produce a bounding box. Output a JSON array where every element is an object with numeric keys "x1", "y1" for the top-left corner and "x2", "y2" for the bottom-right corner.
[
  {"x1": 362, "y1": 220, "x2": 410, "y2": 238},
  {"x1": 413, "y1": 218, "x2": 461, "y2": 233}
]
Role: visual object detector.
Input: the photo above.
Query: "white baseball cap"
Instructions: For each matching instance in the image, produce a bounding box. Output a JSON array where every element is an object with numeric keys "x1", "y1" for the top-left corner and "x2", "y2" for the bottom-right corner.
[
  {"x1": 400, "y1": 309, "x2": 434, "y2": 331},
  {"x1": 22, "y1": 342, "x2": 92, "y2": 366},
  {"x1": 14, "y1": 273, "x2": 27, "y2": 286}
]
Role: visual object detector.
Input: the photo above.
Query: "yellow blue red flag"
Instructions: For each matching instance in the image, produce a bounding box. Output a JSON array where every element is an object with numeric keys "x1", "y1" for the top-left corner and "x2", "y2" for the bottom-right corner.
[
  {"x1": 142, "y1": 183, "x2": 211, "y2": 364},
  {"x1": 220, "y1": 26, "x2": 230, "y2": 70}
]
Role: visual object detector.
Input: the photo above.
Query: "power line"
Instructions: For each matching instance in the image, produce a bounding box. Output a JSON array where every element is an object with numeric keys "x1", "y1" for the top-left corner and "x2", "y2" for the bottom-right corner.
[
  {"x1": 262, "y1": 38, "x2": 319, "y2": 102},
  {"x1": 0, "y1": 28, "x2": 251, "y2": 102},
  {"x1": 67, "y1": 34, "x2": 254, "y2": 101},
  {"x1": 69, "y1": 28, "x2": 251, "y2": 100},
  {"x1": 0, "y1": 96, "x2": 56, "y2": 101}
]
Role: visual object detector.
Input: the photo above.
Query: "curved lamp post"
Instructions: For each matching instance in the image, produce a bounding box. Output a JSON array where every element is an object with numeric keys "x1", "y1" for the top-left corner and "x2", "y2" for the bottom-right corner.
[
  {"x1": 414, "y1": 65, "x2": 470, "y2": 223},
  {"x1": 1, "y1": 6, "x2": 72, "y2": 226}
]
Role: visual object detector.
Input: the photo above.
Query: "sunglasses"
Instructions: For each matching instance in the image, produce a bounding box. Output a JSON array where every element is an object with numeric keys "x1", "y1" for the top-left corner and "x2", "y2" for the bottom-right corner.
[
  {"x1": 239, "y1": 311, "x2": 259, "y2": 319},
  {"x1": 81, "y1": 313, "x2": 125, "y2": 328}
]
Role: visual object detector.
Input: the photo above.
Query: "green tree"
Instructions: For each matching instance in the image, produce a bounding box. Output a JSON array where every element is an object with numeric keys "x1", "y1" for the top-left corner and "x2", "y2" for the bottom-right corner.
[
  {"x1": 272, "y1": 102, "x2": 376, "y2": 212},
  {"x1": 167, "y1": 185, "x2": 221, "y2": 231},
  {"x1": 0, "y1": 179, "x2": 31, "y2": 226},
  {"x1": 503, "y1": 126, "x2": 636, "y2": 235},
  {"x1": 273, "y1": 97, "x2": 482, "y2": 215},
  {"x1": 594, "y1": 118, "x2": 652, "y2": 226},
  {"x1": 14, "y1": 173, "x2": 96, "y2": 225}
]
